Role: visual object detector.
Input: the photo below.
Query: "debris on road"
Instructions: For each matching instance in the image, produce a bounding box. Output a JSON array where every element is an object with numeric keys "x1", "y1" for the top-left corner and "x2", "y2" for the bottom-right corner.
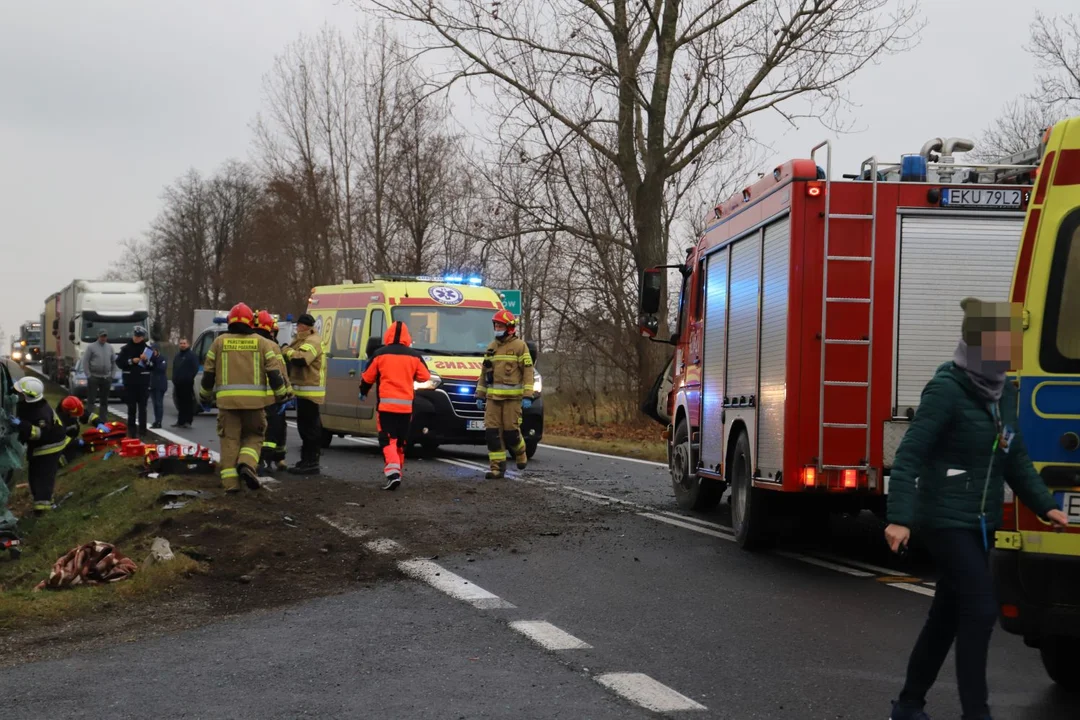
[{"x1": 143, "y1": 537, "x2": 175, "y2": 566}]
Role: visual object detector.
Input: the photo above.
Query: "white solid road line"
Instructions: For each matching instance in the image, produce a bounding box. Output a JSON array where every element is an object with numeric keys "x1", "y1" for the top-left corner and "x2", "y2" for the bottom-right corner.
[
  {"x1": 539, "y1": 443, "x2": 667, "y2": 468},
  {"x1": 316, "y1": 515, "x2": 370, "y2": 539},
  {"x1": 509, "y1": 620, "x2": 593, "y2": 651},
  {"x1": 655, "y1": 510, "x2": 733, "y2": 533},
  {"x1": 364, "y1": 538, "x2": 404, "y2": 555},
  {"x1": 888, "y1": 582, "x2": 937, "y2": 597},
  {"x1": 397, "y1": 558, "x2": 516, "y2": 610},
  {"x1": 639, "y1": 512, "x2": 736, "y2": 542},
  {"x1": 594, "y1": 672, "x2": 707, "y2": 712},
  {"x1": 808, "y1": 550, "x2": 911, "y2": 578},
  {"x1": 562, "y1": 486, "x2": 647, "y2": 510},
  {"x1": 774, "y1": 551, "x2": 875, "y2": 578}
]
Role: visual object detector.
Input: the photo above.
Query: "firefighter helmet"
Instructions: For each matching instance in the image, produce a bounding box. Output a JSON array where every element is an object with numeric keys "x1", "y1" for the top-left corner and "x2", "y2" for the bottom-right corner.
[
  {"x1": 255, "y1": 310, "x2": 275, "y2": 331},
  {"x1": 15, "y1": 376, "x2": 45, "y2": 402},
  {"x1": 60, "y1": 396, "x2": 85, "y2": 417},
  {"x1": 228, "y1": 302, "x2": 255, "y2": 327},
  {"x1": 492, "y1": 309, "x2": 517, "y2": 333}
]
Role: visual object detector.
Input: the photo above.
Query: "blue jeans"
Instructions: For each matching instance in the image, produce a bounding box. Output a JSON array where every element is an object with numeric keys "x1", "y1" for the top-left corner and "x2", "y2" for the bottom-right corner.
[{"x1": 897, "y1": 529, "x2": 997, "y2": 719}]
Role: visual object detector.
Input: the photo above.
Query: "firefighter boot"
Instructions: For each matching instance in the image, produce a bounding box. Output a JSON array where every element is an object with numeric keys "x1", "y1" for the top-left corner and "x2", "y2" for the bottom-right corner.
[
  {"x1": 505, "y1": 430, "x2": 527, "y2": 471},
  {"x1": 238, "y1": 463, "x2": 262, "y2": 491},
  {"x1": 485, "y1": 458, "x2": 507, "y2": 480}
]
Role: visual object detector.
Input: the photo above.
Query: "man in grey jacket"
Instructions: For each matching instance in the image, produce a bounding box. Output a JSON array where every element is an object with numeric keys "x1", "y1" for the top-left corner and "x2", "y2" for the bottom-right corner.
[{"x1": 82, "y1": 330, "x2": 115, "y2": 419}]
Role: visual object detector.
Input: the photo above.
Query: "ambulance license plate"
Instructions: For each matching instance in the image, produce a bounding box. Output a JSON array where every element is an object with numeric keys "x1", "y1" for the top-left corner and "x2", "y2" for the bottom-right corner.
[
  {"x1": 1055, "y1": 492, "x2": 1080, "y2": 525},
  {"x1": 467, "y1": 420, "x2": 485, "y2": 431},
  {"x1": 941, "y1": 188, "x2": 1023, "y2": 209}
]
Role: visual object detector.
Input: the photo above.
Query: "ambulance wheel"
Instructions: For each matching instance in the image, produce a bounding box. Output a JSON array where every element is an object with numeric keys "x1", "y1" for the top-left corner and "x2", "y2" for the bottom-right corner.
[
  {"x1": 729, "y1": 429, "x2": 772, "y2": 550},
  {"x1": 320, "y1": 429, "x2": 333, "y2": 448},
  {"x1": 420, "y1": 439, "x2": 439, "y2": 457},
  {"x1": 1040, "y1": 636, "x2": 1080, "y2": 691},
  {"x1": 525, "y1": 440, "x2": 538, "y2": 459},
  {"x1": 670, "y1": 419, "x2": 723, "y2": 511}
]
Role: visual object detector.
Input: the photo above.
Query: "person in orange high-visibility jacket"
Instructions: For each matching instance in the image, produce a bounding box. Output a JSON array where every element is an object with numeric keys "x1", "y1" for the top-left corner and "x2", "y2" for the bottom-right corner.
[
  {"x1": 359, "y1": 321, "x2": 431, "y2": 491},
  {"x1": 200, "y1": 303, "x2": 289, "y2": 493}
]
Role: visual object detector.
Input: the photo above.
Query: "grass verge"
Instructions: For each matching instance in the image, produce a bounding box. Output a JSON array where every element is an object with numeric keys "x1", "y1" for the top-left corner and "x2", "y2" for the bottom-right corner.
[
  {"x1": 0, "y1": 451, "x2": 203, "y2": 631},
  {"x1": 543, "y1": 422, "x2": 667, "y2": 463}
]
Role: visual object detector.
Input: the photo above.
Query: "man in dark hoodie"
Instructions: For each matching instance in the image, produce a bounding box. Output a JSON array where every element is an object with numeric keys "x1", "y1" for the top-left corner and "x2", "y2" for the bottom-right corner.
[
  {"x1": 171, "y1": 337, "x2": 198, "y2": 429},
  {"x1": 885, "y1": 298, "x2": 1068, "y2": 720},
  {"x1": 116, "y1": 325, "x2": 152, "y2": 438}
]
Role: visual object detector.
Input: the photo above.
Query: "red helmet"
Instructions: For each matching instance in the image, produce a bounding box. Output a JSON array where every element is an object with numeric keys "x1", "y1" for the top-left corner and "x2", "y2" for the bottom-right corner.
[
  {"x1": 228, "y1": 302, "x2": 254, "y2": 327},
  {"x1": 60, "y1": 396, "x2": 85, "y2": 417},
  {"x1": 255, "y1": 310, "x2": 275, "y2": 330},
  {"x1": 492, "y1": 309, "x2": 516, "y2": 331}
]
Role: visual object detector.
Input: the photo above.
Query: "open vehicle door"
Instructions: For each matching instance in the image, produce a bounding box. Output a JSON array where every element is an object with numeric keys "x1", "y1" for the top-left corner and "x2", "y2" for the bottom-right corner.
[{"x1": 642, "y1": 354, "x2": 674, "y2": 426}]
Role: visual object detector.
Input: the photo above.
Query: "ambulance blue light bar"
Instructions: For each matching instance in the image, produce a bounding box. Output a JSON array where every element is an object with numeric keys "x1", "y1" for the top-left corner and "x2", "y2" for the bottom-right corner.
[{"x1": 373, "y1": 274, "x2": 485, "y2": 286}]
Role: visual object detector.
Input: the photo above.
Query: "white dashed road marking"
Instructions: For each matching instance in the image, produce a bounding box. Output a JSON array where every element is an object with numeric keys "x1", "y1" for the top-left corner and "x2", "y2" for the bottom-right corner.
[
  {"x1": 364, "y1": 538, "x2": 404, "y2": 555},
  {"x1": 594, "y1": 672, "x2": 707, "y2": 712},
  {"x1": 316, "y1": 515, "x2": 370, "y2": 539},
  {"x1": 639, "y1": 512, "x2": 736, "y2": 542},
  {"x1": 774, "y1": 551, "x2": 875, "y2": 578},
  {"x1": 888, "y1": 582, "x2": 937, "y2": 597},
  {"x1": 509, "y1": 621, "x2": 592, "y2": 650},
  {"x1": 397, "y1": 558, "x2": 516, "y2": 610}
]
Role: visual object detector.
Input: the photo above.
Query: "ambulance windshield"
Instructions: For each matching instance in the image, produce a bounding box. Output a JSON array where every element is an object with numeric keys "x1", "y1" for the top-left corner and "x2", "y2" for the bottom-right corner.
[{"x1": 391, "y1": 307, "x2": 495, "y2": 356}]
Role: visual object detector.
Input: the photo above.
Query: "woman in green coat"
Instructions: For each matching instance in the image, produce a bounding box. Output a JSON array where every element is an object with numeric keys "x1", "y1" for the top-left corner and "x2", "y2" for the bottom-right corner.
[{"x1": 885, "y1": 298, "x2": 1069, "y2": 720}]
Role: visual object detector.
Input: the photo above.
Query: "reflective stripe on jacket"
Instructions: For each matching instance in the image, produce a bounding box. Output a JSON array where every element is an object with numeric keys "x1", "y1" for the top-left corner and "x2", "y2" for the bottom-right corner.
[
  {"x1": 284, "y1": 329, "x2": 325, "y2": 404},
  {"x1": 476, "y1": 336, "x2": 533, "y2": 400},
  {"x1": 17, "y1": 401, "x2": 70, "y2": 458},
  {"x1": 360, "y1": 322, "x2": 431, "y2": 414},
  {"x1": 201, "y1": 332, "x2": 288, "y2": 410}
]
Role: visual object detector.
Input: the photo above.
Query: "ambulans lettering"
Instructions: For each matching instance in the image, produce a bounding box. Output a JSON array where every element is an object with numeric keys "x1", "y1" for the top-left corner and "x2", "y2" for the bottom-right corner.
[
  {"x1": 222, "y1": 337, "x2": 259, "y2": 351},
  {"x1": 432, "y1": 360, "x2": 484, "y2": 371}
]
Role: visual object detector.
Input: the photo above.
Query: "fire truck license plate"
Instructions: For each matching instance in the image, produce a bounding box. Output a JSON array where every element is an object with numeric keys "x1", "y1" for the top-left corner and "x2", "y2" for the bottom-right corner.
[
  {"x1": 467, "y1": 420, "x2": 485, "y2": 431},
  {"x1": 941, "y1": 188, "x2": 1022, "y2": 208},
  {"x1": 1055, "y1": 492, "x2": 1080, "y2": 525}
]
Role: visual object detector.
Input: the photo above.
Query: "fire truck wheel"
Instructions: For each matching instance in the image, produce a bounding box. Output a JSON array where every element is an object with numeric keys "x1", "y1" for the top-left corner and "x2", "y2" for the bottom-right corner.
[
  {"x1": 729, "y1": 429, "x2": 772, "y2": 550},
  {"x1": 670, "y1": 419, "x2": 723, "y2": 511},
  {"x1": 1040, "y1": 636, "x2": 1080, "y2": 691}
]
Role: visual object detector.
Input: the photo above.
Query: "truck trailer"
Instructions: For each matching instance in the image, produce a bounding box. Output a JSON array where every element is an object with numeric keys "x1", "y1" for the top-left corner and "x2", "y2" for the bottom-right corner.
[
  {"x1": 42, "y1": 280, "x2": 153, "y2": 385},
  {"x1": 639, "y1": 136, "x2": 1040, "y2": 548}
]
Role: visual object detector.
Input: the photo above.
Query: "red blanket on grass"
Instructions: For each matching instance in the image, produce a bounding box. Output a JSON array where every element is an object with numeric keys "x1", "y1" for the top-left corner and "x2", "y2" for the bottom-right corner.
[{"x1": 35, "y1": 541, "x2": 138, "y2": 590}]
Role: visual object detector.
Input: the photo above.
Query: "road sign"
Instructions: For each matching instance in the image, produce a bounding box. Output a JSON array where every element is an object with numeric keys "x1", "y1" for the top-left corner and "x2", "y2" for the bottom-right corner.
[{"x1": 496, "y1": 289, "x2": 522, "y2": 316}]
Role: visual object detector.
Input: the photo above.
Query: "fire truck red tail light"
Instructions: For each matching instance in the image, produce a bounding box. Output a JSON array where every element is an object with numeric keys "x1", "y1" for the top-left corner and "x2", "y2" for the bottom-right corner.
[
  {"x1": 801, "y1": 467, "x2": 817, "y2": 488},
  {"x1": 1001, "y1": 604, "x2": 1020, "y2": 619},
  {"x1": 842, "y1": 469, "x2": 858, "y2": 489},
  {"x1": 806, "y1": 181, "x2": 824, "y2": 197}
]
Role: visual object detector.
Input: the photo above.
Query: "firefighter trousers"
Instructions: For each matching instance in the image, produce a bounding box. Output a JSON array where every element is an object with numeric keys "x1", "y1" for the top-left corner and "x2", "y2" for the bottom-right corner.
[
  {"x1": 217, "y1": 409, "x2": 267, "y2": 491},
  {"x1": 28, "y1": 452, "x2": 61, "y2": 505},
  {"x1": 261, "y1": 404, "x2": 288, "y2": 465},
  {"x1": 484, "y1": 399, "x2": 525, "y2": 471},
  {"x1": 378, "y1": 411, "x2": 410, "y2": 479}
]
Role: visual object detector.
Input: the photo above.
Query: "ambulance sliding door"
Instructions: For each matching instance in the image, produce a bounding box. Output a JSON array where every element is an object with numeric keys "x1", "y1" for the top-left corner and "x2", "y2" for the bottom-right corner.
[{"x1": 325, "y1": 310, "x2": 366, "y2": 429}]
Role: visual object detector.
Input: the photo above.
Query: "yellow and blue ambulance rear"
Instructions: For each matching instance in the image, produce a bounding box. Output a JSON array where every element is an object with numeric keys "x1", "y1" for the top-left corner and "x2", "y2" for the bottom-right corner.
[
  {"x1": 994, "y1": 115, "x2": 1080, "y2": 689},
  {"x1": 306, "y1": 276, "x2": 544, "y2": 455}
]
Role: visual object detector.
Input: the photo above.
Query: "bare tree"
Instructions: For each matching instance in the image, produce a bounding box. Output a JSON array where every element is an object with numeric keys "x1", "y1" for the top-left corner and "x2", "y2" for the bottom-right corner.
[
  {"x1": 973, "y1": 99, "x2": 1058, "y2": 161},
  {"x1": 368, "y1": 0, "x2": 921, "y2": 394},
  {"x1": 1030, "y1": 11, "x2": 1080, "y2": 113}
]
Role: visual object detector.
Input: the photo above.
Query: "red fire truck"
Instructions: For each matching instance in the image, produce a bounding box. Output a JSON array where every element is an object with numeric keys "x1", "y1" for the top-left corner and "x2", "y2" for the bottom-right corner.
[{"x1": 638, "y1": 137, "x2": 1040, "y2": 549}]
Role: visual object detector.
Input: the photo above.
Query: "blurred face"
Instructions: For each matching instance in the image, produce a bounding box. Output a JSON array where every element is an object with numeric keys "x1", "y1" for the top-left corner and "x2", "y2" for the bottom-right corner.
[
  {"x1": 134, "y1": 333, "x2": 146, "y2": 344},
  {"x1": 494, "y1": 322, "x2": 508, "y2": 336},
  {"x1": 179, "y1": 339, "x2": 189, "y2": 351},
  {"x1": 982, "y1": 329, "x2": 1023, "y2": 366},
  {"x1": 298, "y1": 323, "x2": 312, "y2": 333},
  {"x1": 98, "y1": 333, "x2": 108, "y2": 343}
]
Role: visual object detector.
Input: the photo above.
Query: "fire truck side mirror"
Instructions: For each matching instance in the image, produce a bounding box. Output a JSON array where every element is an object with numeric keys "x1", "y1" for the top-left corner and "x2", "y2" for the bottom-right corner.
[
  {"x1": 639, "y1": 269, "x2": 663, "y2": 316},
  {"x1": 69, "y1": 333, "x2": 76, "y2": 342},
  {"x1": 638, "y1": 314, "x2": 660, "y2": 338}
]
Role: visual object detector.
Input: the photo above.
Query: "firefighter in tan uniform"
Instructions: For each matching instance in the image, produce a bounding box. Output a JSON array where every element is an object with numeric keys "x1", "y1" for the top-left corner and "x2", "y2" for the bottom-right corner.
[
  {"x1": 475, "y1": 309, "x2": 534, "y2": 479},
  {"x1": 254, "y1": 310, "x2": 292, "y2": 474},
  {"x1": 283, "y1": 313, "x2": 325, "y2": 475},
  {"x1": 200, "y1": 302, "x2": 289, "y2": 492}
]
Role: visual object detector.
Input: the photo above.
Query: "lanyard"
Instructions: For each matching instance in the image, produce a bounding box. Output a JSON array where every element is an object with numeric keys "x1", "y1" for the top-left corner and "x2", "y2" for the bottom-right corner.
[{"x1": 980, "y1": 401, "x2": 1002, "y2": 551}]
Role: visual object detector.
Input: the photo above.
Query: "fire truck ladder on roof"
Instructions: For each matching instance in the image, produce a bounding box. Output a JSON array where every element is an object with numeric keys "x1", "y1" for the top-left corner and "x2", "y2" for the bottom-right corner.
[{"x1": 810, "y1": 140, "x2": 878, "y2": 477}]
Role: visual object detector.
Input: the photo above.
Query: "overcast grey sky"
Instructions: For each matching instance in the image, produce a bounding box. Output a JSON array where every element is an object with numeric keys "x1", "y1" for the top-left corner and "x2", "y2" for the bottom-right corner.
[{"x1": 0, "y1": 0, "x2": 1075, "y2": 343}]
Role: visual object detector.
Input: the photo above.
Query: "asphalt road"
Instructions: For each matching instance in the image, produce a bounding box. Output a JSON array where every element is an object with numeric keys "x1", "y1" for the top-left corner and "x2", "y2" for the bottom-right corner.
[{"x1": 2, "y1": 363, "x2": 1074, "y2": 718}]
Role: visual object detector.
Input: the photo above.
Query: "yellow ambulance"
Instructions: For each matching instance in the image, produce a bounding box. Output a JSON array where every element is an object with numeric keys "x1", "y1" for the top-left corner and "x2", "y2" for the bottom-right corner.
[
  {"x1": 306, "y1": 275, "x2": 544, "y2": 457},
  {"x1": 995, "y1": 114, "x2": 1080, "y2": 689}
]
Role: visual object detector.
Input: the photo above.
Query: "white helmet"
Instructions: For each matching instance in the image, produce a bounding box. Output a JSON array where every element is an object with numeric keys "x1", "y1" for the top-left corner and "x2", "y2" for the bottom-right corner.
[{"x1": 15, "y1": 376, "x2": 45, "y2": 402}]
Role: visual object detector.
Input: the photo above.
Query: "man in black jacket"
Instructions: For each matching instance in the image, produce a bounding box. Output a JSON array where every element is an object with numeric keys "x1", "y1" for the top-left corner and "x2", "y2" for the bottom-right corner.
[
  {"x1": 117, "y1": 325, "x2": 152, "y2": 438},
  {"x1": 171, "y1": 337, "x2": 198, "y2": 429}
]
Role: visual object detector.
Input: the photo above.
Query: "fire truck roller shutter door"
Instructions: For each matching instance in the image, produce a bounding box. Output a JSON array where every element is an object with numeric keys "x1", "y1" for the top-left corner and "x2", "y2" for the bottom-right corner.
[
  {"x1": 700, "y1": 247, "x2": 729, "y2": 472},
  {"x1": 894, "y1": 214, "x2": 1024, "y2": 415},
  {"x1": 724, "y1": 231, "x2": 762, "y2": 476},
  {"x1": 757, "y1": 217, "x2": 791, "y2": 480}
]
